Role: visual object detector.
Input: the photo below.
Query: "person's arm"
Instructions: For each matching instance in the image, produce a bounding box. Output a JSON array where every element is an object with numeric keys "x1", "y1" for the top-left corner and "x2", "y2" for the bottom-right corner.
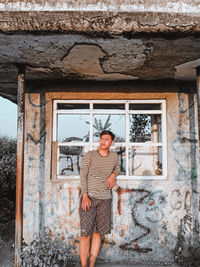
[
  {"x1": 80, "y1": 152, "x2": 91, "y2": 211},
  {"x1": 107, "y1": 154, "x2": 120, "y2": 189}
]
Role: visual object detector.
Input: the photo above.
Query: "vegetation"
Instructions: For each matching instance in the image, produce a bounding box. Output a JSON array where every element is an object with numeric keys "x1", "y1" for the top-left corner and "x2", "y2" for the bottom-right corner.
[
  {"x1": 20, "y1": 228, "x2": 73, "y2": 267},
  {"x1": 129, "y1": 114, "x2": 151, "y2": 142},
  {"x1": 0, "y1": 135, "x2": 17, "y2": 201}
]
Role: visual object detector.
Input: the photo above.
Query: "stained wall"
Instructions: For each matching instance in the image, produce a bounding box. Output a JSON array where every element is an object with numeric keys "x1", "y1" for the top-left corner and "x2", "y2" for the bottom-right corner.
[{"x1": 22, "y1": 82, "x2": 200, "y2": 264}]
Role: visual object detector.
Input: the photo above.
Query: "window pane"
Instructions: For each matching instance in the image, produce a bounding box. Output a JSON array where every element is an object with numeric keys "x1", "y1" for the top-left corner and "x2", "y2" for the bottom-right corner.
[
  {"x1": 93, "y1": 114, "x2": 125, "y2": 142},
  {"x1": 129, "y1": 114, "x2": 162, "y2": 142},
  {"x1": 94, "y1": 103, "x2": 125, "y2": 112},
  {"x1": 129, "y1": 103, "x2": 161, "y2": 110},
  {"x1": 58, "y1": 114, "x2": 90, "y2": 142},
  {"x1": 58, "y1": 145, "x2": 87, "y2": 176},
  {"x1": 129, "y1": 146, "x2": 162, "y2": 176},
  {"x1": 57, "y1": 103, "x2": 89, "y2": 111},
  {"x1": 112, "y1": 146, "x2": 126, "y2": 175}
]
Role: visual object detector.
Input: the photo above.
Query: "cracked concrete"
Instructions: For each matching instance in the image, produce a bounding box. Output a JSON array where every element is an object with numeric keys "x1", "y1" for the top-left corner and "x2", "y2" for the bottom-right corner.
[
  {"x1": 0, "y1": 32, "x2": 200, "y2": 102},
  {"x1": 0, "y1": 7, "x2": 200, "y2": 102}
]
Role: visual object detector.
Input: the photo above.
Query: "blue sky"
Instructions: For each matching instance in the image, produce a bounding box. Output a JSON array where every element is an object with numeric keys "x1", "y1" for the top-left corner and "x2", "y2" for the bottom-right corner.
[{"x1": 0, "y1": 96, "x2": 17, "y2": 138}]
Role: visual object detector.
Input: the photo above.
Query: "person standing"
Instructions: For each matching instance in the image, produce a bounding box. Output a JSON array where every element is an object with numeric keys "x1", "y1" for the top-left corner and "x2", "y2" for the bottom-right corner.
[{"x1": 79, "y1": 130, "x2": 120, "y2": 267}]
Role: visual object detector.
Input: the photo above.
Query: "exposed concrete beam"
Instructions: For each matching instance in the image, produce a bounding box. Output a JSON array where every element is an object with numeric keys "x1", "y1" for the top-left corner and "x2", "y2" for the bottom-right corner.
[
  {"x1": 0, "y1": 11, "x2": 200, "y2": 34},
  {"x1": 15, "y1": 65, "x2": 25, "y2": 267}
]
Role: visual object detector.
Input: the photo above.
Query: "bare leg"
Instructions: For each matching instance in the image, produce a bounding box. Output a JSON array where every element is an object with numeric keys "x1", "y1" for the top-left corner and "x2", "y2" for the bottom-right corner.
[
  {"x1": 79, "y1": 235, "x2": 91, "y2": 267},
  {"x1": 89, "y1": 232, "x2": 102, "y2": 267}
]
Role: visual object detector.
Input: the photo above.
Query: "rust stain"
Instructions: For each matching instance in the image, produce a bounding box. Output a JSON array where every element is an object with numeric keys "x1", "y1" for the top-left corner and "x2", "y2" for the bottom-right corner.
[
  {"x1": 117, "y1": 187, "x2": 133, "y2": 215},
  {"x1": 15, "y1": 67, "x2": 25, "y2": 267},
  {"x1": 117, "y1": 187, "x2": 150, "y2": 215},
  {"x1": 120, "y1": 229, "x2": 125, "y2": 237},
  {"x1": 149, "y1": 199, "x2": 155, "y2": 206},
  {"x1": 78, "y1": 187, "x2": 81, "y2": 197},
  {"x1": 49, "y1": 229, "x2": 53, "y2": 239},
  {"x1": 69, "y1": 187, "x2": 72, "y2": 216},
  {"x1": 134, "y1": 242, "x2": 141, "y2": 253}
]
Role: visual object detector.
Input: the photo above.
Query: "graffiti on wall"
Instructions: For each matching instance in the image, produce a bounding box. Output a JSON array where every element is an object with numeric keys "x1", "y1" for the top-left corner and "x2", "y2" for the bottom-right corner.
[
  {"x1": 25, "y1": 92, "x2": 47, "y2": 232},
  {"x1": 116, "y1": 187, "x2": 167, "y2": 253},
  {"x1": 170, "y1": 93, "x2": 197, "y2": 182}
]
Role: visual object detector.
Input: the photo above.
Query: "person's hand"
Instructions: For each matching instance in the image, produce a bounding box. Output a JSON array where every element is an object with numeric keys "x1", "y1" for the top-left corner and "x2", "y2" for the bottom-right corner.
[
  {"x1": 81, "y1": 194, "x2": 91, "y2": 212},
  {"x1": 106, "y1": 173, "x2": 116, "y2": 189}
]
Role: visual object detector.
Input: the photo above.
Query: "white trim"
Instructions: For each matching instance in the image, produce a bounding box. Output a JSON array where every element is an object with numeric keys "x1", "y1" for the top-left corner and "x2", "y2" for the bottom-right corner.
[
  {"x1": 128, "y1": 142, "x2": 163, "y2": 146},
  {"x1": 90, "y1": 102, "x2": 93, "y2": 150},
  {"x1": 162, "y1": 100, "x2": 167, "y2": 178},
  {"x1": 53, "y1": 99, "x2": 167, "y2": 180},
  {"x1": 57, "y1": 144, "x2": 59, "y2": 176},
  {"x1": 54, "y1": 99, "x2": 165, "y2": 104},
  {"x1": 57, "y1": 175, "x2": 80, "y2": 180},
  {"x1": 129, "y1": 110, "x2": 162, "y2": 114},
  {"x1": 125, "y1": 102, "x2": 129, "y2": 176},
  {"x1": 87, "y1": 142, "x2": 162, "y2": 147},
  {"x1": 53, "y1": 101, "x2": 57, "y2": 142},
  {"x1": 56, "y1": 175, "x2": 166, "y2": 180},
  {"x1": 57, "y1": 142, "x2": 163, "y2": 147},
  {"x1": 57, "y1": 110, "x2": 90, "y2": 114},
  {"x1": 55, "y1": 100, "x2": 92, "y2": 104},
  {"x1": 93, "y1": 110, "x2": 125, "y2": 114},
  {"x1": 58, "y1": 142, "x2": 89, "y2": 146}
]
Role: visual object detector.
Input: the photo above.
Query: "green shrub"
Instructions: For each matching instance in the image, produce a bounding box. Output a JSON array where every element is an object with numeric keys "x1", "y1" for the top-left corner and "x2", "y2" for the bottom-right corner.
[{"x1": 0, "y1": 135, "x2": 17, "y2": 199}]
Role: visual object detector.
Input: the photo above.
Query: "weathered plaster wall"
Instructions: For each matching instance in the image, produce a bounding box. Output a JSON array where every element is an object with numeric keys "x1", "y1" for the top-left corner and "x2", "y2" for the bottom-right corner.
[
  {"x1": 23, "y1": 84, "x2": 200, "y2": 264},
  {"x1": 0, "y1": 0, "x2": 200, "y2": 12}
]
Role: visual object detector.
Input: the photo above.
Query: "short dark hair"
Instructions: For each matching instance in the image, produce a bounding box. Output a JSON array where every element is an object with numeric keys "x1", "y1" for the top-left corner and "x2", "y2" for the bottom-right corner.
[{"x1": 100, "y1": 130, "x2": 115, "y2": 140}]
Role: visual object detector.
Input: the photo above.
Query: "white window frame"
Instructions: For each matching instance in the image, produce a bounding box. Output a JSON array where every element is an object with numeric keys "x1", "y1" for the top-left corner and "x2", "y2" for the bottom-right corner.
[{"x1": 53, "y1": 99, "x2": 167, "y2": 180}]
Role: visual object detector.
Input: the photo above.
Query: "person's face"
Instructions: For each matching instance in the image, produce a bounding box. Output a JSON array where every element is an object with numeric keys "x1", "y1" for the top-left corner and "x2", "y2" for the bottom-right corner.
[{"x1": 99, "y1": 134, "x2": 114, "y2": 150}]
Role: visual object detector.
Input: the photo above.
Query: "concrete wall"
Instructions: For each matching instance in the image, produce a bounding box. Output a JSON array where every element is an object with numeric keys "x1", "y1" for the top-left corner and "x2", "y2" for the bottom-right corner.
[
  {"x1": 22, "y1": 83, "x2": 200, "y2": 264},
  {"x1": 1, "y1": 0, "x2": 200, "y2": 12}
]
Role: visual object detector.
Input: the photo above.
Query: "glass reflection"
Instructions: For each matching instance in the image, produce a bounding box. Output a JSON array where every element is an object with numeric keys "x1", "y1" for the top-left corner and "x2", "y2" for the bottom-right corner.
[
  {"x1": 58, "y1": 114, "x2": 90, "y2": 142},
  {"x1": 93, "y1": 114, "x2": 125, "y2": 142},
  {"x1": 129, "y1": 146, "x2": 162, "y2": 176},
  {"x1": 129, "y1": 114, "x2": 161, "y2": 142},
  {"x1": 58, "y1": 146, "x2": 85, "y2": 176},
  {"x1": 112, "y1": 146, "x2": 126, "y2": 175}
]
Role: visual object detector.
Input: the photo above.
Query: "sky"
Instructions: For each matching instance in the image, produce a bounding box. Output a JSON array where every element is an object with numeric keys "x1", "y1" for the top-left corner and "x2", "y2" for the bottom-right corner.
[
  {"x1": 0, "y1": 96, "x2": 125, "y2": 140},
  {"x1": 0, "y1": 96, "x2": 17, "y2": 138}
]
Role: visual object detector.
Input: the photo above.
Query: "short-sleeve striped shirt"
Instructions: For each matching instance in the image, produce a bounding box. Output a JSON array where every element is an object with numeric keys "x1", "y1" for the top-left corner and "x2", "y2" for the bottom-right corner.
[{"x1": 80, "y1": 150, "x2": 120, "y2": 199}]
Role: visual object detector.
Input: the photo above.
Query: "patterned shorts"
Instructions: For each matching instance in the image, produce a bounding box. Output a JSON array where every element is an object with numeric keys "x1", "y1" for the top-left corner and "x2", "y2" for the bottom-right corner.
[{"x1": 79, "y1": 196, "x2": 112, "y2": 236}]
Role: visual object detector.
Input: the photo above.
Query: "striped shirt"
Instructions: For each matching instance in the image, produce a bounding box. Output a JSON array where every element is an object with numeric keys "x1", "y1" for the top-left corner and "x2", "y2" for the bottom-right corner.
[{"x1": 80, "y1": 150, "x2": 120, "y2": 199}]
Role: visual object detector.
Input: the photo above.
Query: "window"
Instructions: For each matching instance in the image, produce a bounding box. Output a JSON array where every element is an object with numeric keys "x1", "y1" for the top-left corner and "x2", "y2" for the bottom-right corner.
[{"x1": 52, "y1": 100, "x2": 167, "y2": 180}]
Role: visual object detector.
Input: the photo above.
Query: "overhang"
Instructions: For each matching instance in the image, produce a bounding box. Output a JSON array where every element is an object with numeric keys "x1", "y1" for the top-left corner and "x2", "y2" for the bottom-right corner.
[{"x1": 0, "y1": 5, "x2": 200, "y2": 102}]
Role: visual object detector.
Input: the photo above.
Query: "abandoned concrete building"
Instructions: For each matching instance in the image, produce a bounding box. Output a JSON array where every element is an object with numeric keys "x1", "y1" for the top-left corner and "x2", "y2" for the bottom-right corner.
[{"x1": 0, "y1": 0, "x2": 200, "y2": 266}]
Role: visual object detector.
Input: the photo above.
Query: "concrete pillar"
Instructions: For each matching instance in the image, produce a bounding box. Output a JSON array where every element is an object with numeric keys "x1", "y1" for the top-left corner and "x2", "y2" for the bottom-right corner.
[
  {"x1": 196, "y1": 66, "x2": 200, "y2": 144},
  {"x1": 15, "y1": 65, "x2": 25, "y2": 267}
]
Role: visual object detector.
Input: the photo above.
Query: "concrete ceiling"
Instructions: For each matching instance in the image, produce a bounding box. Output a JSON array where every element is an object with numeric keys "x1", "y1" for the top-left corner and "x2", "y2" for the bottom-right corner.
[{"x1": 0, "y1": 10, "x2": 200, "y2": 102}]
